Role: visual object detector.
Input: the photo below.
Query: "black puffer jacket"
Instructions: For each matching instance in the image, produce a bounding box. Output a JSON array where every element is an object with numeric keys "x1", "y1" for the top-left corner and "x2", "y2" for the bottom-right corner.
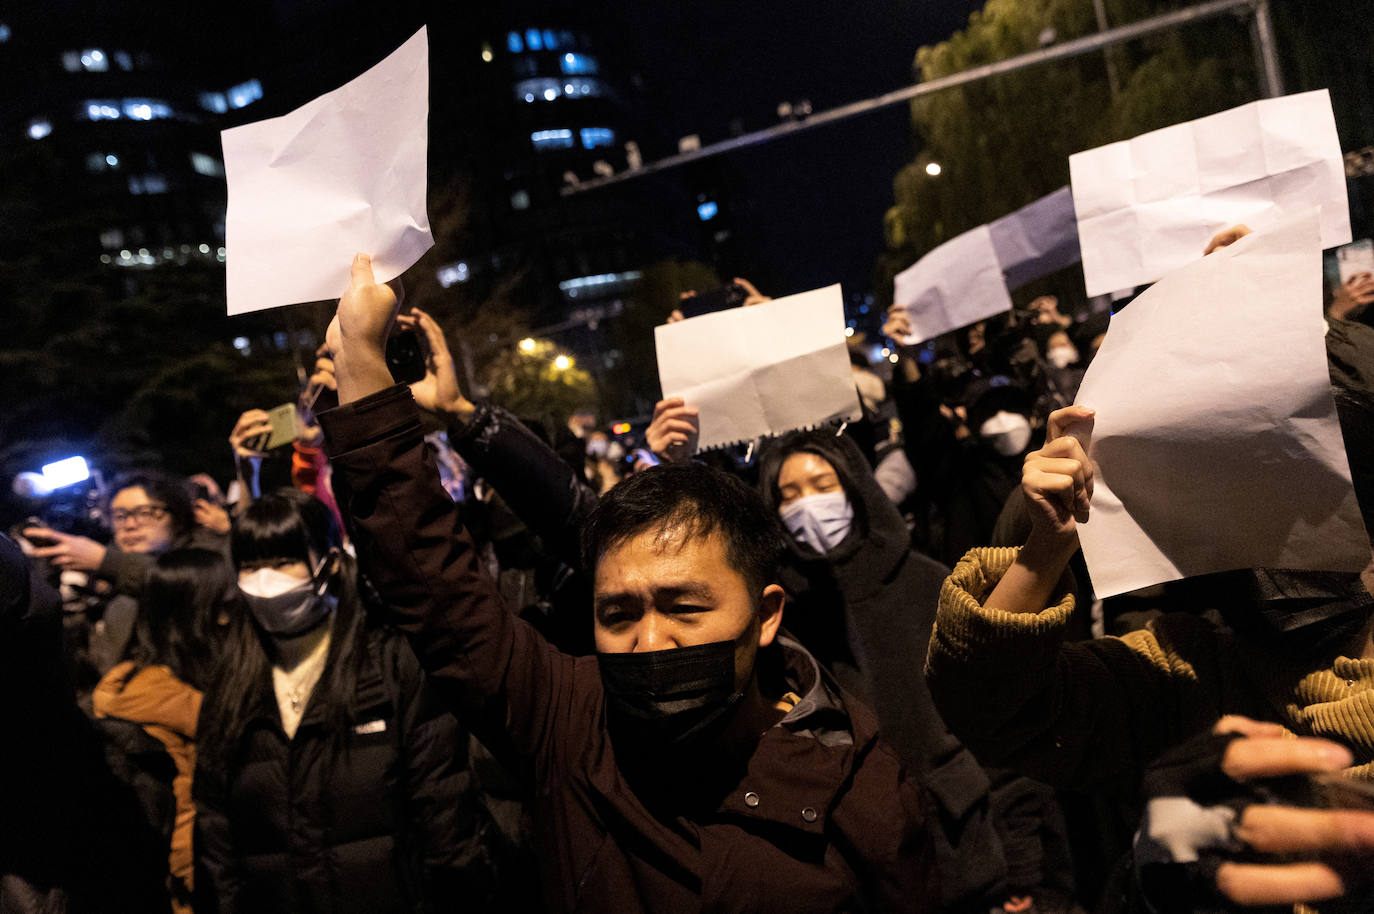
[
  {"x1": 758, "y1": 431, "x2": 1008, "y2": 911},
  {"x1": 193, "y1": 627, "x2": 485, "y2": 914}
]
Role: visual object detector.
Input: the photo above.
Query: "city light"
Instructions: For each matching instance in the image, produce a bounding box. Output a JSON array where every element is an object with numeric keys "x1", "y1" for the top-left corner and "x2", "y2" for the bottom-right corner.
[
  {"x1": 925, "y1": 162, "x2": 942, "y2": 176},
  {"x1": 27, "y1": 119, "x2": 51, "y2": 140},
  {"x1": 844, "y1": 327, "x2": 855, "y2": 337},
  {"x1": 612, "y1": 422, "x2": 632, "y2": 435},
  {"x1": 519, "y1": 338, "x2": 536, "y2": 353},
  {"x1": 554, "y1": 355, "x2": 573, "y2": 371},
  {"x1": 480, "y1": 43, "x2": 494, "y2": 63},
  {"x1": 42, "y1": 456, "x2": 91, "y2": 490}
]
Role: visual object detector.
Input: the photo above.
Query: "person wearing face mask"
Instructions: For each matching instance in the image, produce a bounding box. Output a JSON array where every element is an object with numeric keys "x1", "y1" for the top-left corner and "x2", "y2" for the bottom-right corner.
[
  {"x1": 758, "y1": 430, "x2": 1051, "y2": 914},
  {"x1": 315, "y1": 253, "x2": 939, "y2": 912},
  {"x1": 927, "y1": 319, "x2": 1374, "y2": 911},
  {"x1": 193, "y1": 489, "x2": 489, "y2": 914},
  {"x1": 919, "y1": 378, "x2": 1038, "y2": 569}
]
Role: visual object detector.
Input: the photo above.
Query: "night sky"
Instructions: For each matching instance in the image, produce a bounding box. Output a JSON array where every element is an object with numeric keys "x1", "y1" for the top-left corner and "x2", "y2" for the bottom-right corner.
[{"x1": 599, "y1": 0, "x2": 990, "y2": 297}]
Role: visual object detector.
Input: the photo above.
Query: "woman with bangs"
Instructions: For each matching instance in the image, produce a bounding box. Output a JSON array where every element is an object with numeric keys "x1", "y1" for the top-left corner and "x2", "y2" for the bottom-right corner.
[{"x1": 193, "y1": 489, "x2": 487, "y2": 914}]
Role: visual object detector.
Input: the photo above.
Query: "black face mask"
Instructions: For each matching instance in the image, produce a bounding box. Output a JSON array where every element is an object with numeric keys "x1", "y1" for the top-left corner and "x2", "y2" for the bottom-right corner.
[
  {"x1": 1237, "y1": 569, "x2": 1374, "y2": 661},
  {"x1": 597, "y1": 639, "x2": 745, "y2": 748}
]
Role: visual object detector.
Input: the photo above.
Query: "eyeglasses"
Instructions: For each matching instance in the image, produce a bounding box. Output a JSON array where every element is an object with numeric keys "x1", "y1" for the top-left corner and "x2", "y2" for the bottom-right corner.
[{"x1": 111, "y1": 504, "x2": 169, "y2": 526}]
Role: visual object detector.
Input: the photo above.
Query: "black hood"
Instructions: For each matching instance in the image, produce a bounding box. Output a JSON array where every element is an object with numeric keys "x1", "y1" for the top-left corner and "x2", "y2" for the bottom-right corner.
[{"x1": 757, "y1": 430, "x2": 909, "y2": 597}]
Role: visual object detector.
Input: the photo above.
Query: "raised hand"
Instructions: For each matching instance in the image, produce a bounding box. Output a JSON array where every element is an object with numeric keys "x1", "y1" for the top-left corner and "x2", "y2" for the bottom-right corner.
[
  {"x1": 734, "y1": 277, "x2": 770, "y2": 307},
  {"x1": 394, "y1": 307, "x2": 475, "y2": 422},
  {"x1": 1203, "y1": 224, "x2": 1252, "y2": 255},
  {"x1": 22, "y1": 526, "x2": 107, "y2": 572},
  {"x1": 326, "y1": 253, "x2": 405, "y2": 404},
  {"x1": 645, "y1": 398, "x2": 700, "y2": 464},
  {"x1": 229, "y1": 409, "x2": 273, "y2": 459},
  {"x1": 983, "y1": 404, "x2": 1094, "y2": 614}
]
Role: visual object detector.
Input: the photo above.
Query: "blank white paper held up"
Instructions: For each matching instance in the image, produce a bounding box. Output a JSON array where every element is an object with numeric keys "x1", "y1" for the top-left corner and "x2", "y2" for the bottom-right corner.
[
  {"x1": 222, "y1": 27, "x2": 433, "y2": 315},
  {"x1": 1070, "y1": 89, "x2": 1350, "y2": 297},
  {"x1": 655, "y1": 285, "x2": 862, "y2": 450},
  {"x1": 1074, "y1": 210, "x2": 1369, "y2": 598}
]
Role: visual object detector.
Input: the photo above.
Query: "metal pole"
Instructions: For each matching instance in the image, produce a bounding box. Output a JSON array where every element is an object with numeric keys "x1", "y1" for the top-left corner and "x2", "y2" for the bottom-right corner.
[
  {"x1": 1249, "y1": 0, "x2": 1285, "y2": 98},
  {"x1": 565, "y1": 0, "x2": 1260, "y2": 196},
  {"x1": 1091, "y1": 0, "x2": 1122, "y2": 97}
]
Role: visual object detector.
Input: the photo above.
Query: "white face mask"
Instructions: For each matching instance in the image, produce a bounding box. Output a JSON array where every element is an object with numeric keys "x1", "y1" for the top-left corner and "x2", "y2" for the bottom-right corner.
[
  {"x1": 780, "y1": 490, "x2": 855, "y2": 555},
  {"x1": 1046, "y1": 346, "x2": 1078, "y2": 369},
  {"x1": 238, "y1": 558, "x2": 335, "y2": 636},
  {"x1": 979, "y1": 411, "x2": 1033, "y2": 457}
]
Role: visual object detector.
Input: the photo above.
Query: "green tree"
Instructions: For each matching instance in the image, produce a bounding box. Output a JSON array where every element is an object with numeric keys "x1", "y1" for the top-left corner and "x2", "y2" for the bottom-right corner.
[
  {"x1": 878, "y1": 0, "x2": 1259, "y2": 307},
  {"x1": 603, "y1": 258, "x2": 721, "y2": 418}
]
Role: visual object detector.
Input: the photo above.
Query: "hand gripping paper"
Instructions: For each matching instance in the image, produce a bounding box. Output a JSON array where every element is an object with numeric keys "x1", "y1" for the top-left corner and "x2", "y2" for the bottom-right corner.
[
  {"x1": 655, "y1": 285, "x2": 863, "y2": 450},
  {"x1": 1074, "y1": 210, "x2": 1369, "y2": 598}
]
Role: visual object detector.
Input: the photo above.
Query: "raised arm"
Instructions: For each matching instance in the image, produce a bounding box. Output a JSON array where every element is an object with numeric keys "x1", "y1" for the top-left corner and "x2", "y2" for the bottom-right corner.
[
  {"x1": 320, "y1": 255, "x2": 584, "y2": 775},
  {"x1": 925, "y1": 406, "x2": 1231, "y2": 792}
]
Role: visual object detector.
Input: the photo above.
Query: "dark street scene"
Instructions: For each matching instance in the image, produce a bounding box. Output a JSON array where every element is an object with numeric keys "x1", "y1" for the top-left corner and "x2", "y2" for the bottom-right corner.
[{"x1": 4, "y1": 1, "x2": 1374, "y2": 911}]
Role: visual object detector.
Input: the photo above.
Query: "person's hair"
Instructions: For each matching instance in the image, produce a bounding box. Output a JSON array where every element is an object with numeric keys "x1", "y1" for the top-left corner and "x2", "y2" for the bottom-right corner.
[
  {"x1": 131, "y1": 548, "x2": 236, "y2": 691},
  {"x1": 582, "y1": 464, "x2": 784, "y2": 599},
  {"x1": 111, "y1": 471, "x2": 195, "y2": 541},
  {"x1": 757, "y1": 429, "x2": 871, "y2": 537},
  {"x1": 200, "y1": 489, "x2": 367, "y2": 777}
]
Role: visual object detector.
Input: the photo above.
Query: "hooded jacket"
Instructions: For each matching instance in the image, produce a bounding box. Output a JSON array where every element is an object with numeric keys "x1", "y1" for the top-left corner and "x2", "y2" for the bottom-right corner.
[
  {"x1": 758, "y1": 432, "x2": 1007, "y2": 909},
  {"x1": 319, "y1": 385, "x2": 938, "y2": 913},
  {"x1": 93, "y1": 662, "x2": 201, "y2": 909}
]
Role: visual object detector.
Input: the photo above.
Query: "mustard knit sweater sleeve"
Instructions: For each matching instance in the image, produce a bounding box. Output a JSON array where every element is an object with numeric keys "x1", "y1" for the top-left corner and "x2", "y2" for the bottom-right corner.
[{"x1": 926, "y1": 547, "x2": 1234, "y2": 793}]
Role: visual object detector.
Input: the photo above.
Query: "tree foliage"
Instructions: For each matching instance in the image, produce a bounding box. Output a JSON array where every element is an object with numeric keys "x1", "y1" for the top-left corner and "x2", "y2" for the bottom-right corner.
[{"x1": 878, "y1": 0, "x2": 1259, "y2": 305}]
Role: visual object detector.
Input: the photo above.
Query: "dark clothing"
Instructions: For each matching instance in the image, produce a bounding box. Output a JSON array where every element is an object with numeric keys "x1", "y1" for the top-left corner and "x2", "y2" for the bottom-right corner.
[
  {"x1": 193, "y1": 627, "x2": 483, "y2": 914},
  {"x1": 758, "y1": 432, "x2": 1008, "y2": 911},
  {"x1": 320, "y1": 384, "x2": 938, "y2": 914},
  {"x1": 1, "y1": 533, "x2": 170, "y2": 913},
  {"x1": 445, "y1": 400, "x2": 597, "y2": 654},
  {"x1": 85, "y1": 528, "x2": 230, "y2": 680}
]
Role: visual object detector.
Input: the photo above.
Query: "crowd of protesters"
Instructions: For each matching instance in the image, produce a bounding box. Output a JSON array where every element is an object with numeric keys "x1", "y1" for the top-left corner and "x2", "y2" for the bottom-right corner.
[{"x1": 3, "y1": 231, "x2": 1374, "y2": 914}]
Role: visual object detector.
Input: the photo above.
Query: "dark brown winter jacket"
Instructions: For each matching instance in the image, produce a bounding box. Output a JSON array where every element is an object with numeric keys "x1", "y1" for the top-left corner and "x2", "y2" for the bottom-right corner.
[{"x1": 319, "y1": 384, "x2": 938, "y2": 913}]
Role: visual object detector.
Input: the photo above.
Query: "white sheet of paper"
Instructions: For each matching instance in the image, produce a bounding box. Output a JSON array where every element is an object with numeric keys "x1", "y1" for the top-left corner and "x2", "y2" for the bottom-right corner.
[
  {"x1": 1070, "y1": 90, "x2": 1351, "y2": 297},
  {"x1": 891, "y1": 224, "x2": 1014, "y2": 344},
  {"x1": 655, "y1": 285, "x2": 862, "y2": 450},
  {"x1": 221, "y1": 27, "x2": 433, "y2": 315},
  {"x1": 1074, "y1": 210, "x2": 1369, "y2": 598}
]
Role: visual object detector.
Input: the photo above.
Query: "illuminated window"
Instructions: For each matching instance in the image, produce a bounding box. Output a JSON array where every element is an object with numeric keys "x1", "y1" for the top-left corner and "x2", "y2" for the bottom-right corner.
[
  {"x1": 128, "y1": 174, "x2": 168, "y2": 195},
  {"x1": 542, "y1": 30, "x2": 557, "y2": 49},
  {"x1": 99, "y1": 228, "x2": 124, "y2": 249},
  {"x1": 560, "y1": 53, "x2": 597, "y2": 75},
  {"x1": 580, "y1": 127, "x2": 614, "y2": 149},
  {"x1": 436, "y1": 261, "x2": 469, "y2": 287},
  {"x1": 27, "y1": 119, "x2": 51, "y2": 140},
  {"x1": 510, "y1": 189, "x2": 530, "y2": 210},
  {"x1": 114, "y1": 50, "x2": 133, "y2": 71},
  {"x1": 233, "y1": 336, "x2": 251, "y2": 354},
  {"x1": 190, "y1": 152, "x2": 224, "y2": 177},
  {"x1": 227, "y1": 79, "x2": 262, "y2": 109},
  {"x1": 531, "y1": 129, "x2": 574, "y2": 150},
  {"x1": 514, "y1": 78, "x2": 560, "y2": 103},
  {"x1": 199, "y1": 92, "x2": 228, "y2": 113},
  {"x1": 506, "y1": 31, "x2": 522, "y2": 53},
  {"x1": 697, "y1": 201, "x2": 719, "y2": 221},
  {"x1": 80, "y1": 48, "x2": 108, "y2": 71},
  {"x1": 84, "y1": 100, "x2": 121, "y2": 120},
  {"x1": 273, "y1": 332, "x2": 289, "y2": 350},
  {"x1": 525, "y1": 29, "x2": 542, "y2": 51},
  {"x1": 0, "y1": 24, "x2": 11, "y2": 42},
  {"x1": 122, "y1": 99, "x2": 172, "y2": 120},
  {"x1": 86, "y1": 152, "x2": 120, "y2": 171},
  {"x1": 62, "y1": 51, "x2": 81, "y2": 72}
]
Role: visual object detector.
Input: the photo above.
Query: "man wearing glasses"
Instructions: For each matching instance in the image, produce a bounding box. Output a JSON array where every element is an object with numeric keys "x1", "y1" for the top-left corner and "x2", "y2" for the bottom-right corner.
[{"x1": 23, "y1": 472, "x2": 225, "y2": 683}]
